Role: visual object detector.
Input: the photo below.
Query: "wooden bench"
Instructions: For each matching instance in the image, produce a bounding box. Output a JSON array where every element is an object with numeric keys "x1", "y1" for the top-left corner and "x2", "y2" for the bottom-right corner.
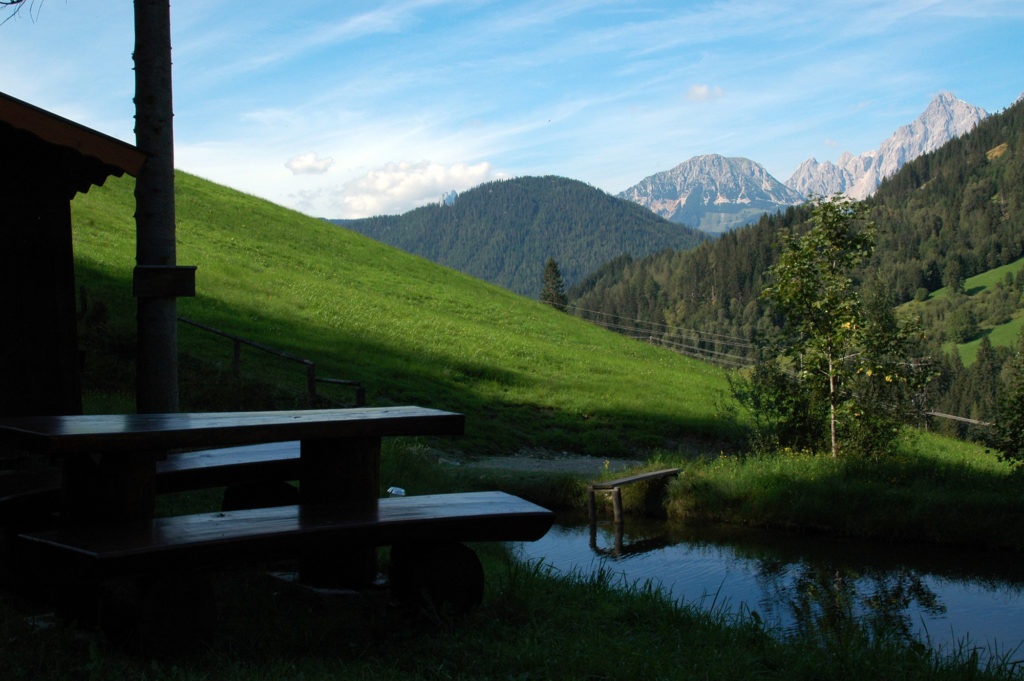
[
  {"x1": 587, "y1": 468, "x2": 681, "y2": 524},
  {"x1": 1, "y1": 441, "x2": 304, "y2": 522},
  {"x1": 1, "y1": 407, "x2": 557, "y2": 645},
  {"x1": 18, "y1": 491, "x2": 552, "y2": 578},
  {"x1": 17, "y1": 491, "x2": 554, "y2": 638}
]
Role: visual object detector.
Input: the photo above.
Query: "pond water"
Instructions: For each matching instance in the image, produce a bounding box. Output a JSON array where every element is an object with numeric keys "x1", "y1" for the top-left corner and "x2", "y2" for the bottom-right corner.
[{"x1": 513, "y1": 515, "x2": 1024, "y2": 659}]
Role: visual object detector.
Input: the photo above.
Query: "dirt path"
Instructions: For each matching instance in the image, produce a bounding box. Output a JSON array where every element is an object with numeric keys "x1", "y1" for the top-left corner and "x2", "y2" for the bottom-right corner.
[{"x1": 449, "y1": 450, "x2": 642, "y2": 476}]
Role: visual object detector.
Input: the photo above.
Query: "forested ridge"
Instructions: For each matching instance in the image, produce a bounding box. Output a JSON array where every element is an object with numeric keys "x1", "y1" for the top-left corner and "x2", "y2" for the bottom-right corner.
[
  {"x1": 569, "y1": 97, "x2": 1024, "y2": 430},
  {"x1": 333, "y1": 176, "x2": 707, "y2": 298}
]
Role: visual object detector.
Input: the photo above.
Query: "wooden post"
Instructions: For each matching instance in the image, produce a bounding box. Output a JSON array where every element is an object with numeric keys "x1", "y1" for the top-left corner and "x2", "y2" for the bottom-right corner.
[
  {"x1": 611, "y1": 487, "x2": 623, "y2": 525},
  {"x1": 307, "y1": 363, "x2": 317, "y2": 399},
  {"x1": 299, "y1": 436, "x2": 380, "y2": 587},
  {"x1": 61, "y1": 452, "x2": 157, "y2": 525},
  {"x1": 231, "y1": 339, "x2": 241, "y2": 378},
  {"x1": 134, "y1": 0, "x2": 179, "y2": 414}
]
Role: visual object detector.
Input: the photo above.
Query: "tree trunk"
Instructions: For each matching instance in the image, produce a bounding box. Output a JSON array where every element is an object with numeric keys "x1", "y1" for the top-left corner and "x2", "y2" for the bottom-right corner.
[
  {"x1": 133, "y1": 0, "x2": 178, "y2": 413},
  {"x1": 829, "y1": 356, "x2": 838, "y2": 458}
]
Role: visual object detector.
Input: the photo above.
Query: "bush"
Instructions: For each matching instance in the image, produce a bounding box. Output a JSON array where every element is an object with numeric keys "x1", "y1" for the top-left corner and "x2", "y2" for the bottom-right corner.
[{"x1": 729, "y1": 360, "x2": 826, "y2": 453}]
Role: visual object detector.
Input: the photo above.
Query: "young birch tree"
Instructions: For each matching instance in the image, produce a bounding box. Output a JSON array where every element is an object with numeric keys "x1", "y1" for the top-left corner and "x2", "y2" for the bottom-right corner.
[{"x1": 763, "y1": 196, "x2": 874, "y2": 457}]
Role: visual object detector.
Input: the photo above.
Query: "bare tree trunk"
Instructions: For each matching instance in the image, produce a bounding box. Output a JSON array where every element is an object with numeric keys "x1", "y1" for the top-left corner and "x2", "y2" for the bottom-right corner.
[
  {"x1": 133, "y1": 0, "x2": 178, "y2": 413},
  {"x1": 829, "y1": 356, "x2": 838, "y2": 458}
]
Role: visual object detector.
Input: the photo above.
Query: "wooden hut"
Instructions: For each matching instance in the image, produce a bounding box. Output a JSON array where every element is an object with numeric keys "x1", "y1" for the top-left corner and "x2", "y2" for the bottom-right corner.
[{"x1": 0, "y1": 92, "x2": 146, "y2": 416}]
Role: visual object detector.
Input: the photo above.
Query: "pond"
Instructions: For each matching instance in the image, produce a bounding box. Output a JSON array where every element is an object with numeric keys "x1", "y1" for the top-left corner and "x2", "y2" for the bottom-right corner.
[{"x1": 513, "y1": 515, "x2": 1024, "y2": 659}]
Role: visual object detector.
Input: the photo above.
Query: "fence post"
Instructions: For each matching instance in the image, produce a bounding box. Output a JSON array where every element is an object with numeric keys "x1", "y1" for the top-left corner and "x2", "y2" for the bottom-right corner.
[
  {"x1": 232, "y1": 339, "x2": 241, "y2": 378},
  {"x1": 307, "y1": 363, "x2": 317, "y2": 399}
]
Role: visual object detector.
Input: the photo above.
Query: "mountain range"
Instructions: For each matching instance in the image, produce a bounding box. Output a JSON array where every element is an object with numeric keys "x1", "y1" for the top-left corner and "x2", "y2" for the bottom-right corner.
[
  {"x1": 785, "y1": 91, "x2": 988, "y2": 199},
  {"x1": 618, "y1": 92, "x2": 989, "y2": 233},
  {"x1": 333, "y1": 91, "x2": 1002, "y2": 300}
]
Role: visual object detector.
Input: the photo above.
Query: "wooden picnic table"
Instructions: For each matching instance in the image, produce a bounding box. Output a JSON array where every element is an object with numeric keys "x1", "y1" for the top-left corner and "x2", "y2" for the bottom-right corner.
[{"x1": 0, "y1": 406, "x2": 466, "y2": 585}]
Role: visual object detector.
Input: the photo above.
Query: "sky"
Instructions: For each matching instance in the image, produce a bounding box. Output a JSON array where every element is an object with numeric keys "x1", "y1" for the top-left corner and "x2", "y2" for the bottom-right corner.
[{"x1": 2, "y1": 0, "x2": 1023, "y2": 219}]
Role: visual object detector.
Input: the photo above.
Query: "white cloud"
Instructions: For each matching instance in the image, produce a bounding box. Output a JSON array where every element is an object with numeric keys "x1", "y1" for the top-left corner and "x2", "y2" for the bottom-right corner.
[
  {"x1": 331, "y1": 160, "x2": 497, "y2": 217},
  {"x1": 286, "y1": 152, "x2": 335, "y2": 175},
  {"x1": 686, "y1": 84, "x2": 724, "y2": 102}
]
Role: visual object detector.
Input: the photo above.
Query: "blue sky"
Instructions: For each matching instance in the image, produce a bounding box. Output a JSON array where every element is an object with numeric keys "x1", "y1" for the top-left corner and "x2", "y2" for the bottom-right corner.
[{"x1": 2, "y1": 1, "x2": 1022, "y2": 218}]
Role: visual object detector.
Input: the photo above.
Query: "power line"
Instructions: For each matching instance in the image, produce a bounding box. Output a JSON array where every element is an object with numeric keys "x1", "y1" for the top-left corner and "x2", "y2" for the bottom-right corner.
[{"x1": 573, "y1": 306, "x2": 758, "y2": 349}]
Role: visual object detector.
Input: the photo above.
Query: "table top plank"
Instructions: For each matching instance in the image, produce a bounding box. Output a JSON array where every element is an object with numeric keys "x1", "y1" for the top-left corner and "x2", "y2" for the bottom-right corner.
[{"x1": 0, "y1": 406, "x2": 464, "y2": 455}]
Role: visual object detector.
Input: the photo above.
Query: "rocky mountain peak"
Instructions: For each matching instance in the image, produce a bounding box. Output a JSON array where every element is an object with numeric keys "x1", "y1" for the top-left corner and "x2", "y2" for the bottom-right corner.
[
  {"x1": 618, "y1": 154, "x2": 803, "y2": 234},
  {"x1": 786, "y1": 92, "x2": 988, "y2": 200}
]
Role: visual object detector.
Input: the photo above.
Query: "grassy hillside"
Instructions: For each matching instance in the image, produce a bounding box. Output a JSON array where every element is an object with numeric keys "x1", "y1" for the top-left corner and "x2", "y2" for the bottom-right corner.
[
  {"x1": 70, "y1": 172, "x2": 733, "y2": 458},
  {"x1": 901, "y1": 255, "x2": 1024, "y2": 365}
]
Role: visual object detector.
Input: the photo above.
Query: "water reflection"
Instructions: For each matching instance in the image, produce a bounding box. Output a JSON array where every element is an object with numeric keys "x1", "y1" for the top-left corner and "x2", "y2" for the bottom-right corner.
[
  {"x1": 514, "y1": 515, "x2": 1024, "y2": 656},
  {"x1": 588, "y1": 521, "x2": 671, "y2": 558},
  {"x1": 756, "y1": 560, "x2": 945, "y2": 644}
]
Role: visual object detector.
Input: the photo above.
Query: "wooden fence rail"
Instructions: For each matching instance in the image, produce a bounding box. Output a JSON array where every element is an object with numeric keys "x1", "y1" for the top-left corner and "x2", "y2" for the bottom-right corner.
[{"x1": 177, "y1": 316, "x2": 365, "y2": 406}]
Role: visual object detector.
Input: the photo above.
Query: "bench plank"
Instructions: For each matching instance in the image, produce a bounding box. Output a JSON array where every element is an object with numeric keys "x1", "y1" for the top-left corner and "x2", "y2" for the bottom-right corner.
[
  {"x1": 155, "y1": 442, "x2": 300, "y2": 493},
  {"x1": 2, "y1": 442, "x2": 304, "y2": 513},
  {"x1": 588, "y1": 468, "x2": 681, "y2": 524},
  {"x1": 18, "y1": 491, "x2": 554, "y2": 577}
]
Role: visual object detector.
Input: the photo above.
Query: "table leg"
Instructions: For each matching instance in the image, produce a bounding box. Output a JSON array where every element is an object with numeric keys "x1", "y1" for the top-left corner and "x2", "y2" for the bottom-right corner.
[
  {"x1": 298, "y1": 435, "x2": 380, "y2": 587},
  {"x1": 61, "y1": 451, "x2": 157, "y2": 525},
  {"x1": 56, "y1": 451, "x2": 157, "y2": 624}
]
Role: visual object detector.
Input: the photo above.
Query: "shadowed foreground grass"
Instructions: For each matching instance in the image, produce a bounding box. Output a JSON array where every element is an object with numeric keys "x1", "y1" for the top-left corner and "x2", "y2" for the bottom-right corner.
[
  {"x1": 3, "y1": 547, "x2": 1021, "y2": 681},
  {"x1": 3, "y1": 444, "x2": 1022, "y2": 680}
]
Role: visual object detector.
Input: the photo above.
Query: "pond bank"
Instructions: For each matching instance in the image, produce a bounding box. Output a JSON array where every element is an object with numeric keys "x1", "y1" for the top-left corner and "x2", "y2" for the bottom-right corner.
[{"x1": 420, "y1": 430, "x2": 1024, "y2": 554}]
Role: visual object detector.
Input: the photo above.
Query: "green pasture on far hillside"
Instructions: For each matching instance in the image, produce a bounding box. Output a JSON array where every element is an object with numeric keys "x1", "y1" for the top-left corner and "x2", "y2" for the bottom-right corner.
[
  {"x1": 926, "y1": 256, "x2": 1024, "y2": 303},
  {"x1": 70, "y1": 172, "x2": 733, "y2": 458},
  {"x1": 902, "y1": 255, "x2": 1024, "y2": 365}
]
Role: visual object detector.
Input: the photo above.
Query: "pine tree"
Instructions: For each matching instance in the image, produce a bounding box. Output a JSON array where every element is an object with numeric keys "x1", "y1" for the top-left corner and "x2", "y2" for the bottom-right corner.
[
  {"x1": 991, "y1": 331, "x2": 1024, "y2": 465},
  {"x1": 540, "y1": 257, "x2": 568, "y2": 311}
]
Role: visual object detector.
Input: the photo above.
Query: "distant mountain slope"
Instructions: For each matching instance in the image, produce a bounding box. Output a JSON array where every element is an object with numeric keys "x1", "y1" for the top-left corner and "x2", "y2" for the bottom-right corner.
[
  {"x1": 786, "y1": 92, "x2": 988, "y2": 199},
  {"x1": 571, "y1": 94, "x2": 1024, "y2": 365},
  {"x1": 333, "y1": 176, "x2": 706, "y2": 298},
  {"x1": 617, "y1": 154, "x2": 804, "y2": 234}
]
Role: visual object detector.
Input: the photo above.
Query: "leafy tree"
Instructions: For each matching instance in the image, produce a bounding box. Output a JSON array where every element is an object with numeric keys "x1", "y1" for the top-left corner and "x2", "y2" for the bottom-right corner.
[
  {"x1": 762, "y1": 196, "x2": 874, "y2": 457},
  {"x1": 540, "y1": 257, "x2": 568, "y2": 311},
  {"x1": 843, "y1": 282, "x2": 930, "y2": 454},
  {"x1": 948, "y1": 304, "x2": 979, "y2": 343},
  {"x1": 760, "y1": 196, "x2": 923, "y2": 457}
]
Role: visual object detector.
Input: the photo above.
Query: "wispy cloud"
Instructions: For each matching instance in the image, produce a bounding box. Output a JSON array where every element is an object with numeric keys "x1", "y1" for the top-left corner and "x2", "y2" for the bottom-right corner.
[
  {"x1": 286, "y1": 152, "x2": 334, "y2": 175},
  {"x1": 686, "y1": 84, "x2": 724, "y2": 102}
]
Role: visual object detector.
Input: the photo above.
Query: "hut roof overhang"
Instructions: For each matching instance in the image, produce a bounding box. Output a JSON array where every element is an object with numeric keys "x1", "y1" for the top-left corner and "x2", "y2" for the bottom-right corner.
[{"x1": 0, "y1": 90, "x2": 146, "y2": 197}]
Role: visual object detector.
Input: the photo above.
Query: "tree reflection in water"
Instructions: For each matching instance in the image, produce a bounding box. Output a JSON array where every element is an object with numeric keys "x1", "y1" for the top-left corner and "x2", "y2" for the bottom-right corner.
[
  {"x1": 754, "y1": 559, "x2": 946, "y2": 644},
  {"x1": 518, "y1": 516, "x2": 1024, "y2": 656}
]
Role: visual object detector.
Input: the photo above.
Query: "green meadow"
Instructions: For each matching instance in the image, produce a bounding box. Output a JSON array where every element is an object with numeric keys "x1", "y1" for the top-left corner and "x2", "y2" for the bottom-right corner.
[
  {"x1": 70, "y1": 171, "x2": 1024, "y2": 556},
  {"x1": 71, "y1": 172, "x2": 732, "y2": 458}
]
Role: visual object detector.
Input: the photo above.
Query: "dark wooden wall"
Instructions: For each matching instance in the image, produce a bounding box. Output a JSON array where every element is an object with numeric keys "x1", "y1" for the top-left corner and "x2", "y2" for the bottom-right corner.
[{"x1": 1, "y1": 121, "x2": 84, "y2": 416}]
